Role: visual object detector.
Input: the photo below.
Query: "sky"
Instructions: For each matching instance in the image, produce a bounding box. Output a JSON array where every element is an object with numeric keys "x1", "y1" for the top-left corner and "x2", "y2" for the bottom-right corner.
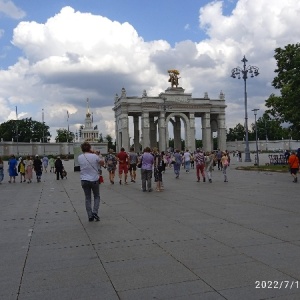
[{"x1": 0, "y1": 0, "x2": 300, "y2": 142}]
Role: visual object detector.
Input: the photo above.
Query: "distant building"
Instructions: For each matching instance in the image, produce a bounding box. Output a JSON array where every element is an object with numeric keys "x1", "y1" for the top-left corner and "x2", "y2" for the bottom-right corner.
[{"x1": 80, "y1": 98, "x2": 99, "y2": 142}]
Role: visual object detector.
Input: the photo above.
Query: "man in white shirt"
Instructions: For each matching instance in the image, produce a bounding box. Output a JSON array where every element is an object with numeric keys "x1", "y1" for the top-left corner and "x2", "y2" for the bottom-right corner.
[
  {"x1": 78, "y1": 142, "x2": 104, "y2": 222},
  {"x1": 183, "y1": 149, "x2": 191, "y2": 173}
]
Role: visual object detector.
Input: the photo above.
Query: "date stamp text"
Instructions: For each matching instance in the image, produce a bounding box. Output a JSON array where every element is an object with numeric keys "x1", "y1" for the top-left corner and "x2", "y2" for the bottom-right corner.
[{"x1": 255, "y1": 281, "x2": 299, "y2": 289}]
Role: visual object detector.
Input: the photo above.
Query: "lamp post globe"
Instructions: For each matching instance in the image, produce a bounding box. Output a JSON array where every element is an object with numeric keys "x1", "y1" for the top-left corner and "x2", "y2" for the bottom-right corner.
[{"x1": 231, "y1": 56, "x2": 259, "y2": 162}]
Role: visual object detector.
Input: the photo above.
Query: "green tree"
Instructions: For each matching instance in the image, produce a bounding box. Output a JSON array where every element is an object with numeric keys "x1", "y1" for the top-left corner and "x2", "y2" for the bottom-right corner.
[
  {"x1": 195, "y1": 139, "x2": 203, "y2": 149},
  {"x1": 0, "y1": 118, "x2": 50, "y2": 142},
  {"x1": 226, "y1": 123, "x2": 246, "y2": 141},
  {"x1": 55, "y1": 129, "x2": 74, "y2": 143},
  {"x1": 265, "y1": 43, "x2": 300, "y2": 139},
  {"x1": 250, "y1": 112, "x2": 290, "y2": 141}
]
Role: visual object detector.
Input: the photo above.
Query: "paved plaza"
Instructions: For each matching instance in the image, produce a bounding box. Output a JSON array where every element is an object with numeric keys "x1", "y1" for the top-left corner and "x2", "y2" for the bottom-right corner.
[{"x1": 1, "y1": 154, "x2": 300, "y2": 300}]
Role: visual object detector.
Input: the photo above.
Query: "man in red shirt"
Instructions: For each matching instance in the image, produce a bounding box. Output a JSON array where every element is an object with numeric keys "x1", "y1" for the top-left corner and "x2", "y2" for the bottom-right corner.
[
  {"x1": 288, "y1": 151, "x2": 300, "y2": 183},
  {"x1": 117, "y1": 147, "x2": 129, "y2": 184}
]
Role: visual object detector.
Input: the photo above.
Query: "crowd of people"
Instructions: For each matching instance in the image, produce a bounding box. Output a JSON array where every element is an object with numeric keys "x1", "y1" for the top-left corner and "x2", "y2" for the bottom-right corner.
[
  {"x1": 77, "y1": 144, "x2": 232, "y2": 222},
  {"x1": 87, "y1": 146, "x2": 231, "y2": 191},
  {"x1": 77, "y1": 144, "x2": 300, "y2": 222},
  {"x1": 0, "y1": 154, "x2": 66, "y2": 184},
  {"x1": 2, "y1": 145, "x2": 299, "y2": 224}
]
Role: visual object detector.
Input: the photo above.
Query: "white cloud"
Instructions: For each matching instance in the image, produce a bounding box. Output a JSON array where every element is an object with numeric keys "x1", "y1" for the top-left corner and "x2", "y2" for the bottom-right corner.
[
  {"x1": 0, "y1": 0, "x2": 25, "y2": 19},
  {"x1": 1, "y1": 1, "x2": 300, "y2": 141}
]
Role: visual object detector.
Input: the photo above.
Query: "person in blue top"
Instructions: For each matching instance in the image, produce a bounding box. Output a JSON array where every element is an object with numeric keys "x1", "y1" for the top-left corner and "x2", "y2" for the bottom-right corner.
[
  {"x1": 173, "y1": 149, "x2": 182, "y2": 179},
  {"x1": 8, "y1": 154, "x2": 18, "y2": 183},
  {"x1": 140, "y1": 147, "x2": 154, "y2": 192}
]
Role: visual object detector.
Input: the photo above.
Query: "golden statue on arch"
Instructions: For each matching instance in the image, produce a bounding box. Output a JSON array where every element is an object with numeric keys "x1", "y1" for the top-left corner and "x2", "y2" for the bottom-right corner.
[{"x1": 168, "y1": 69, "x2": 180, "y2": 88}]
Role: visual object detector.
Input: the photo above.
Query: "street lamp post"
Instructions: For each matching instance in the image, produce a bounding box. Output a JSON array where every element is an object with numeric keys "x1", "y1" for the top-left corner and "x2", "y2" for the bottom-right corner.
[
  {"x1": 264, "y1": 119, "x2": 268, "y2": 151},
  {"x1": 231, "y1": 56, "x2": 259, "y2": 162},
  {"x1": 252, "y1": 108, "x2": 259, "y2": 166}
]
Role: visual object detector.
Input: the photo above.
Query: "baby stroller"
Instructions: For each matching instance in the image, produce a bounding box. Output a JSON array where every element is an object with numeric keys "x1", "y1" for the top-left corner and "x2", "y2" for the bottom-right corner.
[{"x1": 61, "y1": 169, "x2": 67, "y2": 179}]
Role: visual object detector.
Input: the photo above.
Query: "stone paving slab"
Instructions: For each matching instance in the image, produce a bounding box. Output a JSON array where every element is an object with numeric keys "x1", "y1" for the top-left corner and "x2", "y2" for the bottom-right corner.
[{"x1": 1, "y1": 155, "x2": 300, "y2": 299}]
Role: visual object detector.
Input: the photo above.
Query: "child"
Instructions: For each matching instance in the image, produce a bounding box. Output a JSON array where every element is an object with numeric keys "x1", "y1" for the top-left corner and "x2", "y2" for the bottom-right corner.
[{"x1": 18, "y1": 158, "x2": 26, "y2": 183}]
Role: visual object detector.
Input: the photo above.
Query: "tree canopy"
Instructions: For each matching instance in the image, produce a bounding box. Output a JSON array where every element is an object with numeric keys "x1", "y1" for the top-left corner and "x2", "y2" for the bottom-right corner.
[
  {"x1": 249, "y1": 112, "x2": 290, "y2": 141},
  {"x1": 55, "y1": 129, "x2": 75, "y2": 143},
  {"x1": 0, "y1": 118, "x2": 51, "y2": 142},
  {"x1": 226, "y1": 123, "x2": 246, "y2": 141},
  {"x1": 265, "y1": 43, "x2": 300, "y2": 139}
]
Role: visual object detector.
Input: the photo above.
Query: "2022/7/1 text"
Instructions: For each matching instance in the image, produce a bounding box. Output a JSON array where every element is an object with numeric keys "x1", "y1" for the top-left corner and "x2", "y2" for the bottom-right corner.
[{"x1": 255, "y1": 281, "x2": 299, "y2": 289}]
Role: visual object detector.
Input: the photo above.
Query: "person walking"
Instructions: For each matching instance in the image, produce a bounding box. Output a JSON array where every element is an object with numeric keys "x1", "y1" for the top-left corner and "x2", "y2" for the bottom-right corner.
[
  {"x1": 54, "y1": 156, "x2": 64, "y2": 180},
  {"x1": 140, "y1": 147, "x2": 154, "y2": 192},
  {"x1": 190, "y1": 153, "x2": 195, "y2": 169},
  {"x1": 105, "y1": 149, "x2": 117, "y2": 184},
  {"x1": 173, "y1": 149, "x2": 182, "y2": 179},
  {"x1": 18, "y1": 157, "x2": 26, "y2": 183},
  {"x1": 195, "y1": 148, "x2": 206, "y2": 182},
  {"x1": 128, "y1": 147, "x2": 138, "y2": 183},
  {"x1": 8, "y1": 155, "x2": 18, "y2": 183},
  {"x1": 0, "y1": 157, "x2": 4, "y2": 184},
  {"x1": 216, "y1": 149, "x2": 222, "y2": 170},
  {"x1": 288, "y1": 151, "x2": 300, "y2": 183},
  {"x1": 49, "y1": 156, "x2": 55, "y2": 173},
  {"x1": 205, "y1": 151, "x2": 214, "y2": 183},
  {"x1": 42, "y1": 155, "x2": 49, "y2": 173},
  {"x1": 117, "y1": 147, "x2": 129, "y2": 185},
  {"x1": 78, "y1": 142, "x2": 104, "y2": 222},
  {"x1": 221, "y1": 151, "x2": 229, "y2": 182},
  {"x1": 24, "y1": 156, "x2": 33, "y2": 183},
  {"x1": 183, "y1": 149, "x2": 191, "y2": 173},
  {"x1": 153, "y1": 147, "x2": 163, "y2": 192},
  {"x1": 33, "y1": 155, "x2": 43, "y2": 182}
]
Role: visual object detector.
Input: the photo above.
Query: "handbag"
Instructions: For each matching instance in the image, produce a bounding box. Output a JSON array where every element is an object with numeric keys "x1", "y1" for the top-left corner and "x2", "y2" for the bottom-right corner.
[
  {"x1": 99, "y1": 175, "x2": 104, "y2": 183},
  {"x1": 137, "y1": 155, "x2": 143, "y2": 168}
]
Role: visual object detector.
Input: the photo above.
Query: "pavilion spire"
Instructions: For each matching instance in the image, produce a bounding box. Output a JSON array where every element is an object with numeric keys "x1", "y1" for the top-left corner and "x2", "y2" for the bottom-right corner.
[{"x1": 86, "y1": 98, "x2": 91, "y2": 117}]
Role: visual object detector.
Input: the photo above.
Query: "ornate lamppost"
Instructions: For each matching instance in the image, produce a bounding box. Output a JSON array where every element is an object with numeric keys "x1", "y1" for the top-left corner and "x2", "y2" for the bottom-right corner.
[
  {"x1": 252, "y1": 108, "x2": 259, "y2": 166},
  {"x1": 231, "y1": 56, "x2": 259, "y2": 162}
]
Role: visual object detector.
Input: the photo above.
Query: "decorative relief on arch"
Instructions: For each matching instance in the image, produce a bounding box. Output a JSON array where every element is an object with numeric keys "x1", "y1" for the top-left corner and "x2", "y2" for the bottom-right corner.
[
  {"x1": 210, "y1": 119, "x2": 218, "y2": 131},
  {"x1": 122, "y1": 117, "x2": 128, "y2": 128},
  {"x1": 190, "y1": 113, "x2": 195, "y2": 127}
]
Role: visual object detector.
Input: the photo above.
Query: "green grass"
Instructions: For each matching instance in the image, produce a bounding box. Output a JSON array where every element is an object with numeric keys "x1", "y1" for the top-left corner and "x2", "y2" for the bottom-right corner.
[{"x1": 236, "y1": 164, "x2": 289, "y2": 172}]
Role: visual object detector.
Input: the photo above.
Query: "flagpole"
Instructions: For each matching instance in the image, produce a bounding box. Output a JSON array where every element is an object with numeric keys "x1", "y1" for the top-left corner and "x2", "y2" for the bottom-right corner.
[
  {"x1": 42, "y1": 108, "x2": 45, "y2": 155},
  {"x1": 67, "y1": 111, "x2": 69, "y2": 143},
  {"x1": 16, "y1": 106, "x2": 19, "y2": 156}
]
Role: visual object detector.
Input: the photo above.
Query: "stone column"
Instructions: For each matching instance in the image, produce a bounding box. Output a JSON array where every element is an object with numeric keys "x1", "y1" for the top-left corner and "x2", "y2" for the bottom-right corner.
[
  {"x1": 202, "y1": 113, "x2": 212, "y2": 151},
  {"x1": 189, "y1": 113, "x2": 196, "y2": 152},
  {"x1": 141, "y1": 112, "x2": 150, "y2": 149},
  {"x1": 149, "y1": 115, "x2": 156, "y2": 149},
  {"x1": 133, "y1": 116, "x2": 140, "y2": 152},
  {"x1": 158, "y1": 112, "x2": 166, "y2": 151},
  {"x1": 217, "y1": 114, "x2": 226, "y2": 151},
  {"x1": 115, "y1": 115, "x2": 119, "y2": 152},
  {"x1": 119, "y1": 113, "x2": 129, "y2": 151},
  {"x1": 174, "y1": 116, "x2": 181, "y2": 150}
]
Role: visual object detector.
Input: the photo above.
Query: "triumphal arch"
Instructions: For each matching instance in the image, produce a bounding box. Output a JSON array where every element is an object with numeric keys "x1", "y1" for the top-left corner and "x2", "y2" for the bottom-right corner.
[{"x1": 113, "y1": 70, "x2": 226, "y2": 153}]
